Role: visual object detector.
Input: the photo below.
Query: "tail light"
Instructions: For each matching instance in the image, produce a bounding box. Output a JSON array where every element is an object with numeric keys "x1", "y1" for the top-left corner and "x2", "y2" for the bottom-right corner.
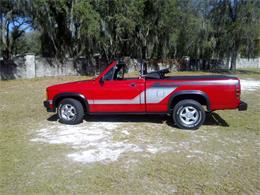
[{"x1": 235, "y1": 80, "x2": 241, "y2": 98}]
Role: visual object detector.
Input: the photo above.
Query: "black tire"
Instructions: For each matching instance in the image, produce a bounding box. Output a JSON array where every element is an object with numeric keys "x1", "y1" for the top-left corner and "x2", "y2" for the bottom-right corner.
[
  {"x1": 173, "y1": 99, "x2": 205, "y2": 130},
  {"x1": 57, "y1": 98, "x2": 84, "y2": 125}
]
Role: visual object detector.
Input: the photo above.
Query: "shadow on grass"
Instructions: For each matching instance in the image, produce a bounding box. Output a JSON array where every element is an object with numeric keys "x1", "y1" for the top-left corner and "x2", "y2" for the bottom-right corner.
[
  {"x1": 204, "y1": 112, "x2": 229, "y2": 127},
  {"x1": 47, "y1": 112, "x2": 229, "y2": 128}
]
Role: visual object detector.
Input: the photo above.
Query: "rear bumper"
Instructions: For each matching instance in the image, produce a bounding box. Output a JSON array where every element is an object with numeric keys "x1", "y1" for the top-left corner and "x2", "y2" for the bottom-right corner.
[
  {"x1": 238, "y1": 101, "x2": 247, "y2": 111},
  {"x1": 43, "y1": 100, "x2": 56, "y2": 112}
]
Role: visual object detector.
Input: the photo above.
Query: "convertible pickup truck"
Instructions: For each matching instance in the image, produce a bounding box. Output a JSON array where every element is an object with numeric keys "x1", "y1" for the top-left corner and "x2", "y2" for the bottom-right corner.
[{"x1": 44, "y1": 60, "x2": 247, "y2": 129}]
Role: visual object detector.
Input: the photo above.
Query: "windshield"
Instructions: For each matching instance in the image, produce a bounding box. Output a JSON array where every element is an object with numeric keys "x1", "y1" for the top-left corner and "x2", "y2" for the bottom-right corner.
[
  {"x1": 103, "y1": 67, "x2": 114, "y2": 80},
  {"x1": 103, "y1": 63, "x2": 126, "y2": 81}
]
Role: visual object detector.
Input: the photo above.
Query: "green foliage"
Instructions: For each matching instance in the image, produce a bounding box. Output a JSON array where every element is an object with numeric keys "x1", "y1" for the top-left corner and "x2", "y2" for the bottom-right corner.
[
  {"x1": 0, "y1": 0, "x2": 259, "y2": 69},
  {"x1": 74, "y1": 1, "x2": 100, "y2": 37},
  {"x1": 210, "y1": 0, "x2": 260, "y2": 70},
  {"x1": 15, "y1": 31, "x2": 41, "y2": 55},
  {"x1": 0, "y1": 0, "x2": 31, "y2": 59}
]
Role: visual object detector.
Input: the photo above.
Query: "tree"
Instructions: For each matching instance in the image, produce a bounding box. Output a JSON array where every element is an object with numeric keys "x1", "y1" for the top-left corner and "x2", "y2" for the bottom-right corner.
[
  {"x1": 0, "y1": 0, "x2": 31, "y2": 59},
  {"x1": 1, "y1": 0, "x2": 259, "y2": 72},
  {"x1": 25, "y1": 0, "x2": 100, "y2": 58},
  {"x1": 210, "y1": 0, "x2": 260, "y2": 70},
  {"x1": 91, "y1": 0, "x2": 143, "y2": 61},
  {"x1": 15, "y1": 31, "x2": 41, "y2": 54}
]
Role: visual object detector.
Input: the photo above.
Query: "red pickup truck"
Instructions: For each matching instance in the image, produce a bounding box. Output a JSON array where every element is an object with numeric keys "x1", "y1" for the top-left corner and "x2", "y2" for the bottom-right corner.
[{"x1": 44, "y1": 60, "x2": 247, "y2": 129}]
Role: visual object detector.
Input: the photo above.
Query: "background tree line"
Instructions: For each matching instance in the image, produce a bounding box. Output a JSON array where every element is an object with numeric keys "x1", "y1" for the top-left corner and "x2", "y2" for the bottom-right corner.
[{"x1": 1, "y1": 0, "x2": 260, "y2": 70}]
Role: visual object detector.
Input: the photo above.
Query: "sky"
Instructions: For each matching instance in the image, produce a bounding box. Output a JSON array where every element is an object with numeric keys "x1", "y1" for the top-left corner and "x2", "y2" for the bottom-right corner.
[{"x1": 7, "y1": 17, "x2": 33, "y2": 33}]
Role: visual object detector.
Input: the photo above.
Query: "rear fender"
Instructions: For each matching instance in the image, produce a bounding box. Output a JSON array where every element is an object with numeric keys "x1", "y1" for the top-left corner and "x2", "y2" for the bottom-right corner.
[{"x1": 168, "y1": 90, "x2": 210, "y2": 113}]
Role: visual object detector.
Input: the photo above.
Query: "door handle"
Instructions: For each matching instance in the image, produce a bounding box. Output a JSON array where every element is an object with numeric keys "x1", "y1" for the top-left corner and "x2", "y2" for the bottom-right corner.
[{"x1": 130, "y1": 83, "x2": 136, "y2": 87}]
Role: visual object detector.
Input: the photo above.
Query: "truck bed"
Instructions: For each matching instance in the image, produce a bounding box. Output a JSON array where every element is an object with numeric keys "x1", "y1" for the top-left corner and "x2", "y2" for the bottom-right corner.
[{"x1": 165, "y1": 75, "x2": 237, "y2": 80}]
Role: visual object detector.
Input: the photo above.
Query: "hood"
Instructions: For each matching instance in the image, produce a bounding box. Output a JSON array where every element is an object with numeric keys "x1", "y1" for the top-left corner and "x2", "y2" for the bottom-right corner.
[{"x1": 47, "y1": 79, "x2": 94, "y2": 92}]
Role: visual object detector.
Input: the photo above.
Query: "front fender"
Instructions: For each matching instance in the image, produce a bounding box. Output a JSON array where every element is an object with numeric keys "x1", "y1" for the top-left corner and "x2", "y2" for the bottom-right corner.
[{"x1": 53, "y1": 92, "x2": 89, "y2": 112}]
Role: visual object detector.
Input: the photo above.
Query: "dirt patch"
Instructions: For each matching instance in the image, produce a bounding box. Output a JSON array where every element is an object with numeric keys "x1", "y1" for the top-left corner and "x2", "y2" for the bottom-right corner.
[
  {"x1": 31, "y1": 121, "x2": 173, "y2": 164},
  {"x1": 31, "y1": 121, "x2": 222, "y2": 165}
]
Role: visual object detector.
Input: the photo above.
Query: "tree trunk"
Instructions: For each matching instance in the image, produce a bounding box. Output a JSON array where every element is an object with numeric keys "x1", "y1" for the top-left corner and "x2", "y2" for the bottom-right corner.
[
  {"x1": 1, "y1": 12, "x2": 12, "y2": 60},
  {"x1": 41, "y1": 30, "x2": 56, "y2": 57},
  {"x1": 173, "y1": 45, "x2": 177, "y2": 59},
  {"x1": 230, "y1": 46, "x2": 238, "y2": 71},
  {"x1": 225, "y1": 55, "x2": 230, "y2": 70},
  {"x1": 1, "y1": 13, "x2": 4, "y2": 46},
  {"x1": 142, "y1": 46, "x2": 147, "y2": 60}
]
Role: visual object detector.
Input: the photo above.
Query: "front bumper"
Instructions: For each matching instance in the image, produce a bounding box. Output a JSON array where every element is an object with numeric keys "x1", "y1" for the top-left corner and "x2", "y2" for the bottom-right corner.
[
  {"x1": 43, "y1": 100, "x2": 56, "y2": 112},
  {"x1": 238, "y1": 101, "x2": 247, "y2": 111}
]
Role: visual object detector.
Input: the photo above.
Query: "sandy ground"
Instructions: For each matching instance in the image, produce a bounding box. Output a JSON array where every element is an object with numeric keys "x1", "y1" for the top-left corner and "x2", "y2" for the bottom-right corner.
[
  {"x1": 32, "y1": 122, "x2": 143, "y2": 163},
  {"x1": 31, "y1": 78, "x2": 260, "y2": 164},
  {"x1": 31, "y1": 121, "x2": 174, "y2": 164}
]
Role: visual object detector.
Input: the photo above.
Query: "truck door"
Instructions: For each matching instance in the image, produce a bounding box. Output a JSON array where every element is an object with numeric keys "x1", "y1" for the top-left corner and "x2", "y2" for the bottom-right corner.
[{"x1": 90, "y1": 63, "x2": 145, "y2": 113}]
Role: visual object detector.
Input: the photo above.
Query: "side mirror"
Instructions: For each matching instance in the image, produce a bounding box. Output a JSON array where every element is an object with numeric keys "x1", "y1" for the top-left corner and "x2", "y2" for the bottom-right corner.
[{"x1": 99, "y1": 76, "x2": 105, "y2": 84}]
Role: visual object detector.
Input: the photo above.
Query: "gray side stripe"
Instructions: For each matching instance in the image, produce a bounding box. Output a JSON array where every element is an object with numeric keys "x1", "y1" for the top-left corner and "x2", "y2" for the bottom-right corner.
[
  {"x1": 145, "y1": 87, "x2": 176, "y2": 103},
  {"x1": 88, "y1": 86, "x2": 177, "y2": 105}
]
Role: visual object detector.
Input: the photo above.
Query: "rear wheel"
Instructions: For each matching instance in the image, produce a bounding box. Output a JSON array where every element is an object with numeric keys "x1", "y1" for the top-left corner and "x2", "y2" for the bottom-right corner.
[
  {"x1": 173, "y1": 99, "x2": 205, "y2": 130},
  {"x1": 57, "y1": 98, "x2": 84, "y2": 124}
]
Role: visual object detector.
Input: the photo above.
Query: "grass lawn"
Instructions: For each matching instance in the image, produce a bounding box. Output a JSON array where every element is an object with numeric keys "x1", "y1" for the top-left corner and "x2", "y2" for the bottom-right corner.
[{"x1": 0, "y1": 69, "x2": 259, "y2": 194}]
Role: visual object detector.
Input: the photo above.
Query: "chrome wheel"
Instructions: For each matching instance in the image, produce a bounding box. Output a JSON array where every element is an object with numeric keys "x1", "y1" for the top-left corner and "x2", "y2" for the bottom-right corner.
[
  {"x1": 179, "y1": 106, "x2": 199, "y2": 126},
  {"x1": 60, "y1": 104, "x2": 77, "y2": 121},
  {"x1": 173, "y1": 99, "x2": 205, "y2": 130},
  {"x1": 58, "y1": 98, "x2": 84, "y2": 125}
]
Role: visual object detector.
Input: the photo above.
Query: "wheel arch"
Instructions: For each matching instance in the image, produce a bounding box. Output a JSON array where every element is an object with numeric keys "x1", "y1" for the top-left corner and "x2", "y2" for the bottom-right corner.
[
  {"x1": 168, "y1": 90, "x2": 210, "y2": 113},
  {"x1": 53, "y1": 92, "x2": 89, "y2": 113}
]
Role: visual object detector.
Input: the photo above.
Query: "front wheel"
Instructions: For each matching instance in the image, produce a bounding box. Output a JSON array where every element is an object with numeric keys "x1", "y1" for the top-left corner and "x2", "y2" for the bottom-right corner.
[
  {"x1": 57, "y1": 98, "x2": 84, "y2": 125},
  {"x1": 173, "y1": 99, "x2": 205, "y2": 130}
]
